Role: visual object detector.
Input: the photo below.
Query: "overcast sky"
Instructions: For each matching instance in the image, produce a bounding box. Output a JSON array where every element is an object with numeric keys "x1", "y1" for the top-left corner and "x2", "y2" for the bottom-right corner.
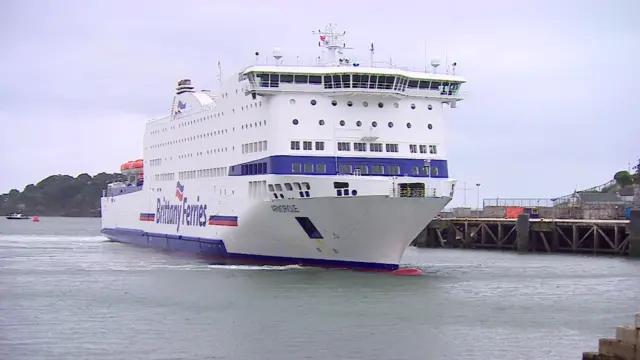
[{"x1": 0, "y1": 0, "x2": 638, "y2": 207}]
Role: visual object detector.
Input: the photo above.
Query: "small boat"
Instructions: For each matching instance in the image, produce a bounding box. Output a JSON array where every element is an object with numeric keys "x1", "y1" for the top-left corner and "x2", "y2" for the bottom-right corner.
[{"x1": 6, "y1": 212, "x2": 31, "y2": 220}]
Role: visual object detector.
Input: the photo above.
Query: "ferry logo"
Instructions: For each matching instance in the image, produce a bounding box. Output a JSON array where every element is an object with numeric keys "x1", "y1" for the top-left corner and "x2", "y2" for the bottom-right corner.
[
  {"x1": 177, "y1": 101, "x2": 186, "y2": 110},
  {"x1": 156, "y1": 182, "x2": 208, "y2": 232},
  {"x1": 175, "y1": 181, "x2": 184, "y2": 201},
  {"x1": 209, "y1": 215, "x2": 238, "y2": 227}
]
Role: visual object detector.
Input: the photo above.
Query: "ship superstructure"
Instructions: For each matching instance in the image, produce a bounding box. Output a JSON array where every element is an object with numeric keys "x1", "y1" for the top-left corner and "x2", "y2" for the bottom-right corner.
[{"x1": 100, "y1": 23, "x2": 467, "y2": 271}]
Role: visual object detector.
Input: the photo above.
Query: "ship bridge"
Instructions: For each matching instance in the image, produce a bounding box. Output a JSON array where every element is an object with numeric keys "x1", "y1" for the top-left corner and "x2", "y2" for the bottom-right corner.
[{"x1": 243, "y1": 66, "x2": 467, "y2": 107}]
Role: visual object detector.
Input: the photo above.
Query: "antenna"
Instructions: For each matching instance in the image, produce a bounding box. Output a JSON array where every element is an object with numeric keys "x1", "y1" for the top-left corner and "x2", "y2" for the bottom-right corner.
[
  {"x1": 445, "y1": 43, "x2": 449, "y2": 74},
  {"x1": 312, "y1": 23, "x2": 352, "y2": 66},
  {"x1": 217, "y1": 61, "x2": 222, "y2": 86},
  {"x1": 424, "y1": 39, "x2": 427, "y2": 72},
  {"x1": 370, "y1": 42, "x2": 374, "y2": 66}
]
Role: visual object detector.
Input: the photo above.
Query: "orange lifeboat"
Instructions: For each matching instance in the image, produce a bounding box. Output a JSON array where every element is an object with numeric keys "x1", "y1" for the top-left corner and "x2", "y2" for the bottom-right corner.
[{"x1": 120, "y1": 159, "x2": 144, "y2": 175}]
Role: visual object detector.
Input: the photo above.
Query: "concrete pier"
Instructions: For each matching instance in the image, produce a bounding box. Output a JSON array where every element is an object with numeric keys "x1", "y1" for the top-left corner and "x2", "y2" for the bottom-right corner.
[
  {"x1": 413, "y1": 217, "x2": 632, "y2": 255},
  {"x1": 582, "y1": 312, "x2": 640, "y2": 360}
]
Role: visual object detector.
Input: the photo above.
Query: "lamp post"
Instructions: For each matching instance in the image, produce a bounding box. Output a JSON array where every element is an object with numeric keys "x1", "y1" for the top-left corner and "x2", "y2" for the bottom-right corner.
[{"x1": 476, "y1": 183, "x2": 481, "y2": 217}]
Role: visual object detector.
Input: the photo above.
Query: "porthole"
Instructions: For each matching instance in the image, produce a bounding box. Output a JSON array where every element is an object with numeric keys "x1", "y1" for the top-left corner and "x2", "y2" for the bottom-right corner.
[
  {"x1": 290, "y1": 99, "x2": 296, "y2": 105},
  {"x1": 406, "y1": 122, "x2": 412, "y2": 128},
  {"x1": 428, "y1": 104, "x2": 433, "y2": 110},
  {"x1": 428, "y1": 123, "x2": 433, "y2": 130},
  {"x1": 331, "y1": 100, "x2": 337, "y2": 106},
  {"x1": 310, "y1": 99, "x2": 317, "y2": 105},
  {"x1": 410, "y1": 103, "x2": 416, "y2": 109},
  {"x1": 351, "y1": 190, "x2": 358, "y2": 196},
  {"x1": 339, "y1": 120, "x2": 345, "y2": 126},
  {"x1": 292, "y1": 119, "x2": 299, "y2": 125},
  {"x1": 356, "y1": 120, "x2": 362, "y2": 127},
  {"x1": 388, "y1": 122, "x2": 394, "y2": 128},
  {"x1": 372, "y1": 121, "x2": 378, "y2": 127},
  {"x1": 363, "y1": 101, "x2": 369, "y2": 107},
  {"x1": 393, "y1": 103, "x2": 399, "y2": 108},
  {"x1": 378, "y1": 102, "x2": 384, "y2": 108},
  {"x1": 319, "y1": 119, "x2": 325, "y2": 125},
  {"x1": 347, "y1": 101, "x2": 353, "y2": 107}
]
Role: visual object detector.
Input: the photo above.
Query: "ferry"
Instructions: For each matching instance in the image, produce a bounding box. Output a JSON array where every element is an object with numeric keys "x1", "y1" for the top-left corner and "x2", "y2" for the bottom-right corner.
[{"x1": 100, "y1": 23, "x2": 467, "y2": 271}]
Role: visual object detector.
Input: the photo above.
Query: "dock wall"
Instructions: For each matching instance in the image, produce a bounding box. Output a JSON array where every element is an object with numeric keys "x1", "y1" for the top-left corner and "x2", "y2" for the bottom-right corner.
[
  {"x1": 413, "y1": 214, "x2": 635, "y2": 256},
  {"x1": 582, "y1": 313, "x2": 640, "y2": 360}
]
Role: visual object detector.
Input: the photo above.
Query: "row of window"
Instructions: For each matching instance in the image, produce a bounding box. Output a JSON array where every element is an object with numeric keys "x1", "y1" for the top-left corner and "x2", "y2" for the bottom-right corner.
[
  {"x1": 409, "y1": 144, "x2": 438, "y2": 154},
  {"x1": 289, "y1": 98, "x2": 435, "y2": 111},
  {"x1": 242, "y1": 140, "x2": 268, "y2": 154},
  {"x1": 294, "y1": 118, "x2": 434, "y2": 130},
  {"x1": 178, "y1": 167, "x2": 229, "y2": 180},
  {"x1": 149, "y1": 158, "x2": 162, "y2": 166},
  {"x1": 288, "y1": 163, "x2": 440, "y2": 176},
  {"x1": 249, "y1": 72, "x2": 461, "y2": 95},
  {"x1": 290, "y1": 141, "x2": 325, "y2": 151},
  {"x1": 154, "y1": 173, "x2": 175, "y2": 182},
  {"x1": 337, "y1": 142, "x2": 398, "y2": 153},
  {"x1": 150, "y1": 129, "x2": 230, "y2": 149},
  {"x1": 268, "y1": 181, "x2": 312, "y2": 193},
  {"x1": 289, "y1": 141, "x2": 438, "y2": 154}
]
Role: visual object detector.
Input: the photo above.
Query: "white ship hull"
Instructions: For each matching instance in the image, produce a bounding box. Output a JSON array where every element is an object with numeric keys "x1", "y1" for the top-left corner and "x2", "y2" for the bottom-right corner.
[{"x1": 101, "y1": 176, "x2": 453, "y2": 271}]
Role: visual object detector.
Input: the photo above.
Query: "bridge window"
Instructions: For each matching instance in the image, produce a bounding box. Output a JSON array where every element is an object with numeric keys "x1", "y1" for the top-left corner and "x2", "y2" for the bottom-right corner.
[
  {"x1": 294, "y1": 75, "x2": 308, "y2": 83},
  {"x1": 280, "y1": 74, "x2": 293, "y2": 83},
  {"x1": 275, "y1": 184, "x2": 283, "y2": 192},
  {"x1": 291, "y1": 141, "x2": 300, "y2": 150},
  {"x1": 316, "y1": 164, "x2": 326, "y2": 173},
  {"x1": 315, "y1": 141, "x2": 325, "y2": 150},
  {"x1": 370, "y1": 143, "x2": 383, "y2": 152},
  {"x1": 292, "y1": 163, "x2": 302, "y2": 173},
  {"x1": 371, "y1": 165, "x2": 384, "y2": 174},
  {"x1": 385, "y1": 144, "x2": 399, "y2": 152},
  {"x1": 429, "y1": 145, "x2": 438, "y2": 154},
  {"x1": 285, "y1": 183, "x2": 293, "y2": 191},
  {"x1": 431, "y1": 166, "x2": 439, "y2": 176},
  {"x1": 410, "y1": 144, "x2": 417, "y2": 153},
  {"x1": 420, "y1": 145, "x2": 427, "y2": 154},
  {"x1": 337, "y1": 142, "x2": 350, "y2": 151},
  {"x1": 303, "y1": 141, "x2": 312, "y2": 150},
  {"x1": 304, "y1": 164, "x2": 313, "y2": 172},
  {"x1": 353, "y1": 142, "x2": 367, "y2": 152},
  {"x1": 407, "y1": 80, "x2": 419, "y2": 89}
]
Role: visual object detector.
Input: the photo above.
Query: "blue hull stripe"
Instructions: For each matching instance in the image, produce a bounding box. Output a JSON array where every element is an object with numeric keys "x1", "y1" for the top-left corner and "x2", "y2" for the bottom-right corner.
[{"x1": 101, "y1": 227, "x2": 399, "y2": 271}]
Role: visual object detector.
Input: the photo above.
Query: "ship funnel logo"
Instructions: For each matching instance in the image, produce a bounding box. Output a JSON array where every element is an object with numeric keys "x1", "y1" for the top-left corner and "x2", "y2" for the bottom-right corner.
[
  {"x1": 175, "y1": 181, "x2": 184, "y2": 201},
  {"x1": 177, "y1": 101, "x2": 186, "y2": 110}
]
